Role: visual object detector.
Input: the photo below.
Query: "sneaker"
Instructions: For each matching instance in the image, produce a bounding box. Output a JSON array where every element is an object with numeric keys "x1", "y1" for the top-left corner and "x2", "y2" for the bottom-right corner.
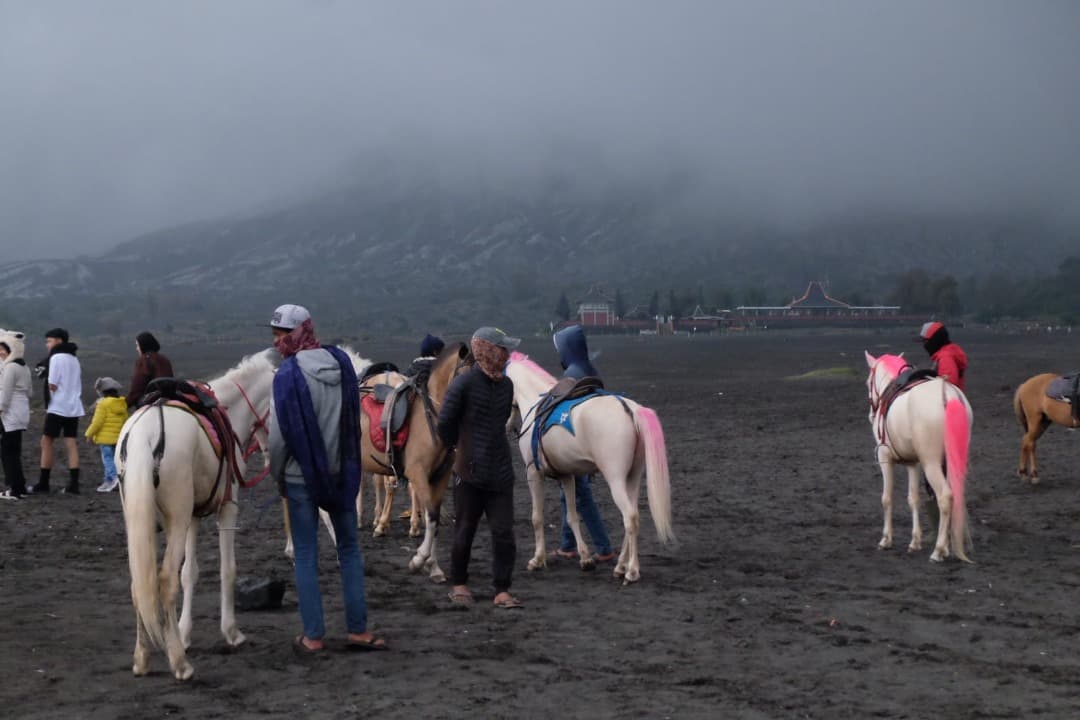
[
  {"x1": 96, "y1": 479, "x2": 119, "y2": 493},
  {"x1": 26, "y1": 484, "x2": 50, "y2": 495},
  {"x1": 0, "y1": 489, "x2": 22, "y2": 501},
  {"x1": 61, "y1": 484, "x2": 80, "y2": 495}
]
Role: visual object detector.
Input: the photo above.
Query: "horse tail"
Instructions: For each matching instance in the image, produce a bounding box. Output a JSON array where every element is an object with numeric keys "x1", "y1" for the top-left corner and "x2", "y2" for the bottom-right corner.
[
  {"x1": 633, "y1": 405, "x2": 676, "y2": 545},
  {"x1": 1012, "y1": 384, "x2": 1028, "y2": 432},
  {"x1": 122, "y1": 429, "x2": 167, "y2": 649},
  {"x1": 944, "y1": 396, "x2": 972, "y2": 562}
]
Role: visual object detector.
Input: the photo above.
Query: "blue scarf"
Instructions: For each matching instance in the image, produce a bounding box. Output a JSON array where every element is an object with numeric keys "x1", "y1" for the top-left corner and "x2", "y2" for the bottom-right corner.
[{"x1": 273, "y1": 345, "x2": 361, "y2": 512}]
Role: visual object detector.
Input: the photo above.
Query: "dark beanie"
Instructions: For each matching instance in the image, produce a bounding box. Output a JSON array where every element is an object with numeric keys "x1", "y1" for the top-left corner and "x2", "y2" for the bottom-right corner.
[
  {"x1": 0, "y1": 341, "x2": 9, "y2": 354},
  {"x1": 420, "y1": 333, "x2": 445, "y2": 358},
  {"x1": 136, "y1": 331, "x2": 161, "y2": 353},
  {"x1": 45, "y1": 328, "x2": 69, "y2": 342}
]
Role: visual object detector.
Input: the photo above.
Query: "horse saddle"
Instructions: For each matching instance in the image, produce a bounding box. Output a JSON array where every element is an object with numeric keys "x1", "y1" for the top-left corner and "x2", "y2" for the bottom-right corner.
[
  {"x1": 142, "y1": 377, "x2": 219, "y2": 411},
  {"x1": 530, "y1": 376, "x2": 609, "y2": 471},
  {"x1": 360, "y1": 362, "x2": 400, "y2": 383},
  {"x1": 1046, "y1": 373, "x2": 1080, "y2": 421},
  {"x1": 371, "y1": 383, "x2": 411, "y2": 435},
  {"x1": 892, "y1": 367, "x2": 938, "y2": 392}
]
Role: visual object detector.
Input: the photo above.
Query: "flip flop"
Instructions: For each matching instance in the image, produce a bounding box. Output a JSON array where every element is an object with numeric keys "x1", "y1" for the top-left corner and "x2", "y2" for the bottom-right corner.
[
  {"x1": 346, "y1": 636, "x2": 388, "y2": 652},
  {"x1": 292, "y1": 635, "x2": 324, "y2": 656},
  {"x1": 493, "y1": 595, "x2": 524, "y2": 610},
  {"x1": 447, "y1": 590, "x2": 474, "y2": 608},
  {"x1": 593, "y1": 551, "x2": 617, "y2": 564},
  {"x1": 547, "y1": 548, "x2": 578, "y2": 561}
]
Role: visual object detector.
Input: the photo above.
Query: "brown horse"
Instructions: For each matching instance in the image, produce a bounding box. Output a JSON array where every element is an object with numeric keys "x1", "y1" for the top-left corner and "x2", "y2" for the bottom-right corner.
[{"x1": 1014, "y1": 373, "x2": 1079, "y2": 483}]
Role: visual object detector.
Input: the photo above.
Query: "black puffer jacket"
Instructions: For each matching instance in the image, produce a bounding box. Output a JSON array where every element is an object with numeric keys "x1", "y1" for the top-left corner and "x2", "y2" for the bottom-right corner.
[{"x1": 437, "y1": 366, "x2": 515, "y2": 492}]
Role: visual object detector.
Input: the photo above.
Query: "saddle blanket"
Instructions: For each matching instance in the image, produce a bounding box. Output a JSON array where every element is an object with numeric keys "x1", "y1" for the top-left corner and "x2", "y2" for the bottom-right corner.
[
  {"x1": 361, "y1": 394, "x2": 409, "y2": 453},
  {"x1": 1046, "y1": 373, "x2": 1080, "y2": 402},
  {"x1": 531, "y1": 391, "x2": 619, "y2": 466}
]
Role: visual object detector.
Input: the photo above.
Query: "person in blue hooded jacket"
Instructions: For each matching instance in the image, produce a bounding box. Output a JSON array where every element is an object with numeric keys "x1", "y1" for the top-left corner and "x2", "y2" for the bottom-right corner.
[{"x1": 549, "y1": 325, "x2": 615, "y2": 563}]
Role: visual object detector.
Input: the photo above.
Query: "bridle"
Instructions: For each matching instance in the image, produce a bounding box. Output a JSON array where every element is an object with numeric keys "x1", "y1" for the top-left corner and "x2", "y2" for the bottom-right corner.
[{"x1": 228, "y1": 378, "x2": 272, "y2": 488}]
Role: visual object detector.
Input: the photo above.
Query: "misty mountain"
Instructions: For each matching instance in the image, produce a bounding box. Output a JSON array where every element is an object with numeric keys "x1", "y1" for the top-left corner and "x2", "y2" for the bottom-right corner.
[{"x1": 0, "y1": 171, "x2": 1074, "y2": 337}]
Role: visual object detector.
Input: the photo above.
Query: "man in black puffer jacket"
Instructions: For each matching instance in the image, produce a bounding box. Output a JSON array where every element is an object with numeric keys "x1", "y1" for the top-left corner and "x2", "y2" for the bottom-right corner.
[{"x1": 438, "y1": 327, "x2": 523, "y2": 610}]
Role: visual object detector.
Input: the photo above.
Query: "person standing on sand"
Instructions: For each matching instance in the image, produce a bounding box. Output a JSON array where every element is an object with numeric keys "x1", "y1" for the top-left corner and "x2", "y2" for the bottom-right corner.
[
  {"x1": 439, "y1": 326, "x2": 524, "y2": 610},
  {"x1": 28, "y1": 328, "x2": 84, "y2": 495}
]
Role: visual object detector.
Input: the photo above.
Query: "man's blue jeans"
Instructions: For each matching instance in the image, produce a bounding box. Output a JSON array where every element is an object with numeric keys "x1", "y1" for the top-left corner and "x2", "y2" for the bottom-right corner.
[
  {"x1": 559, "y1": 474, "x2": 613, "y2": 555},
  {"x1": 285, "y1": 479, "x2": 368, "y2": 640}
]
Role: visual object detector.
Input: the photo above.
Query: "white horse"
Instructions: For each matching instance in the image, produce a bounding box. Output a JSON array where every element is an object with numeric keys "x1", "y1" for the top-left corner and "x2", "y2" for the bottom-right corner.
[
  {"x1": 505, "y1": 352, "x2": 675, "y2": 584},
  {"x1": 117, "y1": 351, "x2": 276, "y2": 681},
  {"x1": 864, "y1": 352, "x2": 973, "y2": 562}
]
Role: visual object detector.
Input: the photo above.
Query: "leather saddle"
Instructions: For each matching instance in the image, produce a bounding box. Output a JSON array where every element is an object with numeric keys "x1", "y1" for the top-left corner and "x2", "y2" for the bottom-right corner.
[
  {"x1": 371, "y1": 382, "x2": 411, "y2": 436},
  {"x1": 1046, "y1": 372, "x2": 1080, "y2": 422}
]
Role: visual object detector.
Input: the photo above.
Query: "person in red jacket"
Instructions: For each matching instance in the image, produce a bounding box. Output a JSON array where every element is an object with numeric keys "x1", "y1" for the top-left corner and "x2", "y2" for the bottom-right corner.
[{"x1": 919, "y1": 322, "x2": 967, "y2": 392}]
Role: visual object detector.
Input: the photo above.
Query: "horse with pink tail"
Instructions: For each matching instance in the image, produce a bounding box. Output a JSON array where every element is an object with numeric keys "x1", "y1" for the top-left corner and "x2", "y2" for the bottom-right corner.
[
  {"x1": 506, "y1": 352, "x2": 675, "y2": 584},
  {"x1": 864, "y1": 352, "x2": 972, "y2": 562}
]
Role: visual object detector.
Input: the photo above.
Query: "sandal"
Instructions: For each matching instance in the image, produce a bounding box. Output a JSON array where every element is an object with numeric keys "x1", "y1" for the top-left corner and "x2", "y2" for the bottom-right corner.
[
  {"x1": 346, "y1": 635, "x2": 389, "y2": 652},
  {"x1": 593, "y1": 551, "x2": 617, "y2": 564},
  {"x1": 292, "y1": 635, "x2": 324, "y2": 656},
  {"x1": 493, "y1": 594, "x2": 524, "y2": 610},
  {"x1": 547, "y1": 548, "x2": 578, "y2": 561},
  {"x1": 447, "y1": 590, "x2": 474, "y2": 608}
]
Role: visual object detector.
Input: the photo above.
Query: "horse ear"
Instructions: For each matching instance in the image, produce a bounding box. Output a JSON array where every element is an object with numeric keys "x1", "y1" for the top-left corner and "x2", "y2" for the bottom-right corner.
[
  {"x1": 898, "y1": 351, "x2": 905, "y2": 358},
  {"x1": 864, "y1": 351, "x2": 876, "y2": 368}
]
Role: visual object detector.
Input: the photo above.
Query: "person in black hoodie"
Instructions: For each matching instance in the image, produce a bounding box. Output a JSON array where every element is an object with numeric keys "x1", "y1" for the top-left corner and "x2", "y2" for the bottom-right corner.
[{"x1": 438, "y1": 327, "x2": 523, "y2": 610}]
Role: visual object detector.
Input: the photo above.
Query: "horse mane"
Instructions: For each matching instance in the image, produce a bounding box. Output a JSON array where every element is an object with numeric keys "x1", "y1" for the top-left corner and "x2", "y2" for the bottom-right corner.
[
  {"x1": 211, "y1": 348, "x2": 277, "y2": 387},
  {"x1": 875, "y1": 353, "x2": 910, "y2": 379},
  {"x1": 338, "y1": 344, "x2": 373, "y2": 376},
  {"x1": 508, "y1": 351, "x2": 557, "y2": 384}
]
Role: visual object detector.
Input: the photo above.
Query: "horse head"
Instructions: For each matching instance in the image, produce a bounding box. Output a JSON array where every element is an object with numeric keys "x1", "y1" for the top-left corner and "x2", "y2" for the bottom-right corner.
[
  {"x1": 428, "y1": 342, "x2": 471, "y2": 401},
  {"x1": 864, "y1": 351, "x2": 909, "y2": 420}
]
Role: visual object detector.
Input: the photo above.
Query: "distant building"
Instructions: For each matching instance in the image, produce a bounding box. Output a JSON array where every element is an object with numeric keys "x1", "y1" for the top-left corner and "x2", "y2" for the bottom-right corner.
[
  {"x1": 735, "y1": 281, "x2": 903, "y2": 327},
  {"x1": 576, "y1": 284, "x2": 617, "y2": 327}
]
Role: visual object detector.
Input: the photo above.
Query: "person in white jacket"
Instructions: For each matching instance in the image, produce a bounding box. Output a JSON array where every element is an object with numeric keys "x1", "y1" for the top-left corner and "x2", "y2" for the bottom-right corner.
[{"x1": 0, "y1": 331, "x2": 32, "y2": 499}]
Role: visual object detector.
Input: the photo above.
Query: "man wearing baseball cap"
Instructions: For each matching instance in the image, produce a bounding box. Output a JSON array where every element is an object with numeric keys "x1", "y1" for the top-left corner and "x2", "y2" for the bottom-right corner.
[
  {"x1": 918, "y1": 322, "x2": 968, "y2": 392},
  {"x1": 437, "y1": 326, "x2": 523, "y2": 609}
]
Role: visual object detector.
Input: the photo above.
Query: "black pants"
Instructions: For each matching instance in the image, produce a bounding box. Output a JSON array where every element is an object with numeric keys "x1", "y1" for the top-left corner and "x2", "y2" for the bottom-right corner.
[
  {"x1": 1, "y1": 429, "x2": 27, "y2": 494},
  {"x1": 450, "y1": 478, "x2": 516, "y2": 593}
]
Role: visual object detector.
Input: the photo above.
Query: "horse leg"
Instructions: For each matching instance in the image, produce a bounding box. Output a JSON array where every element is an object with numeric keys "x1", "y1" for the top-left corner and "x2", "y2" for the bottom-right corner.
[
  {"x1": 877, "y1": 458, "x2": 896, "y2": 550},
  {"x1": 906, "y1": 466, "x2": 923, "y2": 552},
  {"x1": 160, "y1": 518, "x2": 194, "y2": 680},
  {"x1": 178, "y1": 518, "x2": 200, "y2": 649},
  {"x1": 132, "y1": 609, "x2": 151, "y2": 676},
  {"x1": 408, "y1": 472, "x2": 446, "y2": 583},
  {"x1": 374, "y1": 475, "x2": 394, "y2": 537},
  {"x1": 526, "y1": 466, "x2": 548, "y2": 571},
  {"x1": 1025, "y1": 418, "x2": 1052, "y2": 484},
  {"x1": 283, "y1": 499, "x2": 295, "y2": 560},
  {"x1": 562, "y1": 475, "x2": 595, "y2": 570},
  {"x1": 217, "y1": 500, "x2": 245, "y2": 647},
  {"x1": 356, "y1": 473, "x2": 367, "y2": 529},
  {"x1": 409, "y1": 484, "x2": 422, "y2": 538},
  {"x1": 604, "y1": 469, "x2": 641, "y2": 583},
  {"x1": 924, "y1": 462, "x2": 953, "y2": 562}
]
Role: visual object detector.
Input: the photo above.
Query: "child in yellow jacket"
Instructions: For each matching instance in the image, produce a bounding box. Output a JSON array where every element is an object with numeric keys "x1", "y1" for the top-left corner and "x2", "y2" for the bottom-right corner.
[{"x1": 85, "y1": 377, "x2": 128, "y2": 493}]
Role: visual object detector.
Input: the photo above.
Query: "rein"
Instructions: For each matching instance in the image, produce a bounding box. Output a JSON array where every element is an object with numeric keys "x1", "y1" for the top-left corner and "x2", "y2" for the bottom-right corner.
[{"x1": 229, "y1": 379, "x2": 271, "y2": 488}]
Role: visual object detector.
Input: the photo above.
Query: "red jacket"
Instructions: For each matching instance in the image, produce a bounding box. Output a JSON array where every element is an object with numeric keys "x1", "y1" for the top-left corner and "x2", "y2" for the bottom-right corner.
[{"x1": 931, "y1": 343, "x2": 967, "y2": 392}]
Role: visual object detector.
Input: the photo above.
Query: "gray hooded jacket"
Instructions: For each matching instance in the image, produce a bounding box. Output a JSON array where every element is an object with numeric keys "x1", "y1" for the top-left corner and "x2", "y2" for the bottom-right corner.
[{"x1": 268, "y1": 348, "x2": 343, "y2": 485}]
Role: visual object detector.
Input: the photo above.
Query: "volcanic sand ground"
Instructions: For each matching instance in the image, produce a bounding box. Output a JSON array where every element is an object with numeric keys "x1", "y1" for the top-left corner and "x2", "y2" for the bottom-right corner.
[{"x1": 3, "y1": 329, "x2": 1080, "y2": 719}]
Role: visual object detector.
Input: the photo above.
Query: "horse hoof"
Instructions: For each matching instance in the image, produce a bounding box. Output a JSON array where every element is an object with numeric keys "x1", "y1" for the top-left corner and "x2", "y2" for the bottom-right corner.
[
  {"x1": 373, "y1": 526, "x2": 386, "y2": 538},
  {"x1": 527, "y1": 559, "x2": 545, "y2": 572},
  {"x1": 1030, "y1": 475, "x2": 1040, "y2": 485},
  {"x1": 624, "y1": 571, "x2": 640, "y2": 584},
  {"x1": 430, "y1": 570, "x2": 446, "y2": 584},
  {"x1": 580, "y1": 559, "x2": 596, "y2": 572},
  {"x1": 409, "y1": 529, "x2": 422, "y2": 538},
  {"x1": 929, "y1": 552, "x2": 944, "y2": 562},
  {"x1": 907, "y1": 542, "x2": 921, "y2": 553},
  {"x1": 225, "y1": 630, "x2": 246, "y2": 648},
  {"x1": 878, "y1": 539, "x2": 892, "y2": 550},
  {"x1": 173, "y1": 662, "x2": 194, "y2": 682},
  {"x1": 613, "y1": 565, "x2": 627, "y2": 578},
  {"x1": 132, "y1": 660, "x2": 150, "y2": 677},
  {"x1": 407, "y1": 558, "x2": 423, "y2": 574}
]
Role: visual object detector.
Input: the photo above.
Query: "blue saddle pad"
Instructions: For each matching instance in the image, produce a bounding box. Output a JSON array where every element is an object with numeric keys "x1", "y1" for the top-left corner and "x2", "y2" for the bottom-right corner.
[{"x1": 530, "y1": 391, "x2": 617, "y2": 467}]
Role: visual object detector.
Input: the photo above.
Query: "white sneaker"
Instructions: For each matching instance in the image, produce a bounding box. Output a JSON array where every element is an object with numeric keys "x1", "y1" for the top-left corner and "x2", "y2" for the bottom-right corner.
[{"x1": 96, "y1": 479, "x2": 119, "y2": 493}]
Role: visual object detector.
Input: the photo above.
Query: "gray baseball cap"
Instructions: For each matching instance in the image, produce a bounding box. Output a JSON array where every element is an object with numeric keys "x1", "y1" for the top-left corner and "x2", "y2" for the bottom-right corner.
[
  {"x1": 268, "y1": 304, "x2": 311, "y2": 330},
  {"x1": 472, "y1": 326, "x2": 521, "y2": 349}
]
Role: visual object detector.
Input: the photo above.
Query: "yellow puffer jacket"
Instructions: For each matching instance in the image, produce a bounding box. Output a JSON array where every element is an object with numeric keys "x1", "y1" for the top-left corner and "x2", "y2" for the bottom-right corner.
[{"x1": 85, "y1": 396, "x2": 129, "y2": 445}]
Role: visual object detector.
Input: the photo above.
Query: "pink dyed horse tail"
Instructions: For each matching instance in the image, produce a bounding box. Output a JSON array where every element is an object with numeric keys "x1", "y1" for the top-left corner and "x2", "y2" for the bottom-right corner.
[
  {"x1": 944, "y1": 395, "x2": 972, "y2": 562},
  {"x1": 633, "y1": 405, "x2": 675, "y2": 545}
]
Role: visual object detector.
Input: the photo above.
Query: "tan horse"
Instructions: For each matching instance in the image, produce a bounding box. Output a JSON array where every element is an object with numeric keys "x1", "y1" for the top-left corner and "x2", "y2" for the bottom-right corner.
[
  {"x1": 358, "y1": 343, "x2": 470, "y2": 582},
  {"x1": 359, "y1": 472, "x2": 421, "y2": 537},
  {"x1": 1014, "y1": 373, "x2": 1079, "y2": 483}
]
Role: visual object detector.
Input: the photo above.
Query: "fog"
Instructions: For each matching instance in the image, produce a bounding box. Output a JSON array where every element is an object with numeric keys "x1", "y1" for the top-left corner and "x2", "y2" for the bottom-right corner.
[{"x1": 1, "y1": 0, "x2": 1078, "y2": 260}]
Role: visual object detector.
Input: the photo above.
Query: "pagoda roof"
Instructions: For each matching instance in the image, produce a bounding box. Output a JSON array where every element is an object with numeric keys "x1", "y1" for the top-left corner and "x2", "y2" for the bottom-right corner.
[{"x1": 788, "y1": 281, "x2": 850, "y2": 309}]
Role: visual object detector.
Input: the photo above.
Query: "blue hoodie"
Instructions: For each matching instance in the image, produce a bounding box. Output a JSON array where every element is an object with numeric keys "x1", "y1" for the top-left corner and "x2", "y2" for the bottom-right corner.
[{"x1": 553, "y1": 325, "x2": 599, "y2": 379}]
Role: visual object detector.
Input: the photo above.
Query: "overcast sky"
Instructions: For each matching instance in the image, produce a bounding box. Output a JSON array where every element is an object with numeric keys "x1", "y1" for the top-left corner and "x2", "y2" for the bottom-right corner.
[{"x1": 1, "y1": 0, "x2": 1078, "y2": 260}]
